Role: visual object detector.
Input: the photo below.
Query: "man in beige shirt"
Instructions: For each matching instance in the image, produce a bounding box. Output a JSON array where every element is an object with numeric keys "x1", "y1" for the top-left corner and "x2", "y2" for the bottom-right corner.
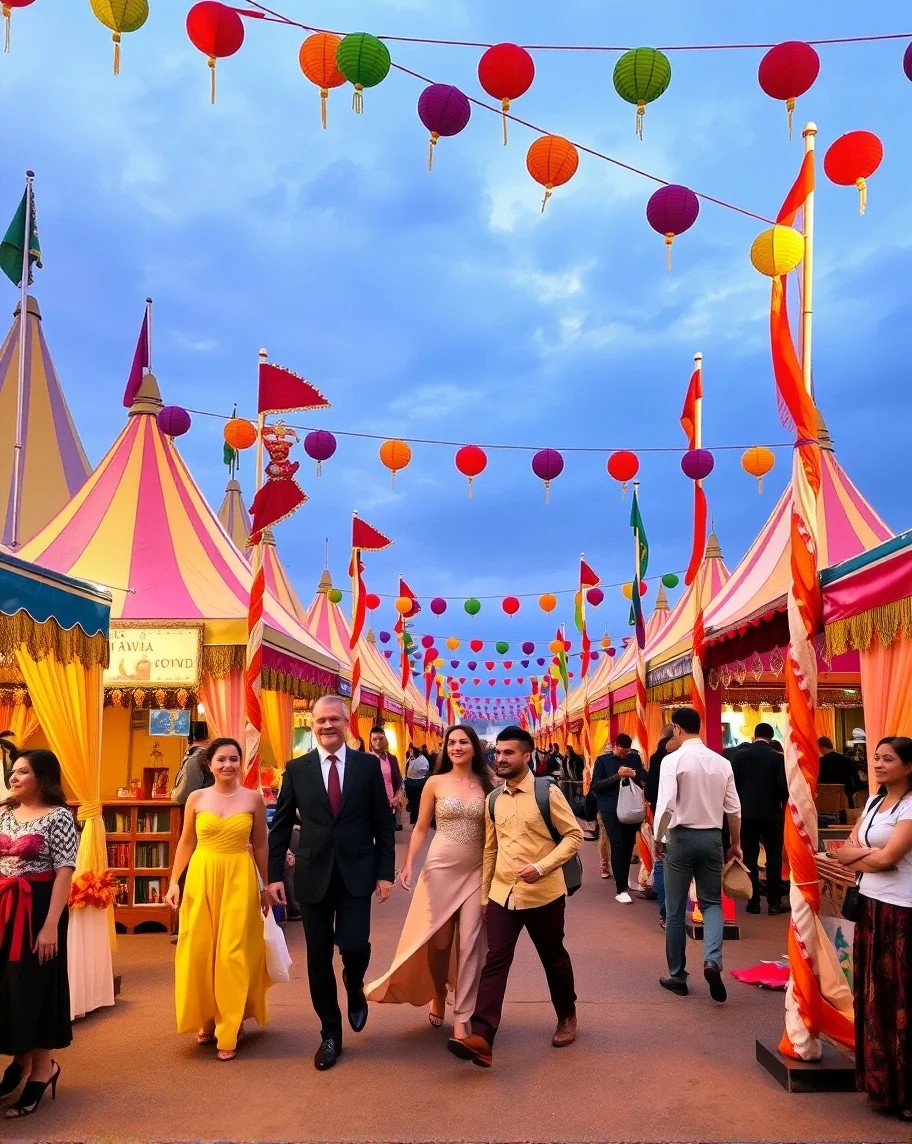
[{"x1": 447, "y1": 726, "x2": 583, "y2": 1068}]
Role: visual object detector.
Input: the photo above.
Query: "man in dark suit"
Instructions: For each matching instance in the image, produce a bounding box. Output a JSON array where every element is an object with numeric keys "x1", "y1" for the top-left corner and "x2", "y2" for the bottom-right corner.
[
  {"x1": 729, "y1": 723, "x2": 789, "y2": 915},
  {"x1": 267, "y1": 695, "x2": 395, "y2": 1071},
  {"x1": 818, "y1": 736, "x2": 864, "y2": 800}
]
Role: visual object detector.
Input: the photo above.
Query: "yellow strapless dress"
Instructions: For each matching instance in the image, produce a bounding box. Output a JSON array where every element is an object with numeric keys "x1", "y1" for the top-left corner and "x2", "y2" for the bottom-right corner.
[{"x1": 174, "y1": 811, "x2": 268, "y2": 1051}]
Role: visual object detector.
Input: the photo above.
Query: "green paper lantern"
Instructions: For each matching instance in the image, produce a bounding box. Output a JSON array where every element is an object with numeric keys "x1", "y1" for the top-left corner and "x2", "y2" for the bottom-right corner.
[
  {"x1": 335, "y1": 32, "x2": 391, "y2": 113},
  {"x1": 464, "y1": 598, "x2": 481, "y2": 616},
  {"x1": 327, "y1": 587, "x2": 343, "y2": 604},
  {"x1": 661, "y1": 573, "x2": 680, "y2": 589},
  {"x1": 613, "y1": 47, "x2": 671, "y2": 138},
  {"x1": 495, "y1": 641, "x2": 509, "y2": 655}
]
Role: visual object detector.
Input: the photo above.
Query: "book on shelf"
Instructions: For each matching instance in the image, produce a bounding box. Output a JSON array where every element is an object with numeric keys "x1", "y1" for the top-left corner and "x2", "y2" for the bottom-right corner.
[
  {"x1": 115, "y1": 878, "x2": 130, "y2": 906},
  {"x1": 134, "y1": 876, "x2": 164, "y2": 905},
  {"x1": 135, "y1": 841, "x2": 169, "y2": 869},
  {"x1": 137, "y1": 809, "x2": 172, "y2": 834},
  {"x1": 103, "y1": 810, "x2": 132, "y2": 834},
  {"x1": 106, "y1": 841, "x2": 131, "y2": 869}
]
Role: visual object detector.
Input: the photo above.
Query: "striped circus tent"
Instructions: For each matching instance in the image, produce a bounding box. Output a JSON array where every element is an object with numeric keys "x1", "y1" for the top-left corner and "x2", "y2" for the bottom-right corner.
[
  {"x1": 0, "y1": 298, "x2": 91, "y2": 547},
  {"x1": 217, "y1": 477, "x2": 252, "y2": 554}
]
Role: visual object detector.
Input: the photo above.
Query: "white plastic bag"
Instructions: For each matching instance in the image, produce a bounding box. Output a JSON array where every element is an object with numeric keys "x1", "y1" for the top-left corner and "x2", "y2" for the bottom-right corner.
[
  {"x1": 616, "y1": 777, "x2": 646, "y2": 824},
  {"x1": 263, "y1": 910, "x2": 292, "y2": 984}
]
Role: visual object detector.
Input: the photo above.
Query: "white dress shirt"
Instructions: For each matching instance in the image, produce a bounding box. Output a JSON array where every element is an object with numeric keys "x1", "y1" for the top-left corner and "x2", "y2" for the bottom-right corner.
[
  {"x1": 654, "y1": 737, "x2": 740, "y2": 843},
  {"x1": 317, "y1": 743, "x2": 347, "y2": 791}
]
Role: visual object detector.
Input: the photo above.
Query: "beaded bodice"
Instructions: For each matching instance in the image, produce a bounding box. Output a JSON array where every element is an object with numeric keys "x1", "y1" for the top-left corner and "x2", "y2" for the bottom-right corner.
[{"x1": 434, "y1": 795, "x2": 485, "y2": 845}]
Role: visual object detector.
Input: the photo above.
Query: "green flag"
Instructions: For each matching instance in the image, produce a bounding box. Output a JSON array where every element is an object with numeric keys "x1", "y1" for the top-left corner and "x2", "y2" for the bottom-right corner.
[
  {"x1": 629, "y1": 487, "x2": 649, "y2": 648},
  {"x1": 0, "y1": 188, "x2": 41, "y2": 288},
  {"x1": 223, "y1": 442, "x2": 237, "y2": 468}
]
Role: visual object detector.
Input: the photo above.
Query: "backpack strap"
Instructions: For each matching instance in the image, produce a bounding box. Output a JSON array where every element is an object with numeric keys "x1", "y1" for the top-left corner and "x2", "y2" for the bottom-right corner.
[
  {"x1": 533, "y1": 776, "x2": 562, "y2": 846},
  {"x1": 487, "y1": 788, "x2": 501, "y2": 821}
]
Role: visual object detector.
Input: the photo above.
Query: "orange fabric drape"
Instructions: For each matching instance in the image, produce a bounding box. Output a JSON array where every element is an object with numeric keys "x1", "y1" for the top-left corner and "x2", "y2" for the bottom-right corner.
[
  {"x1": 814, "y1": 707, "x2": 836, "y2": 744},
  {"x1": 199, "y1": 667, "x2": 245, "y2": 749},
  {"x1": 0, "y1": 701, "x2": 40, "y2": 746},
  {"x1": 645, "y1": 702, "x2": 664, "y2": 761},
  {"x1": 617, "y1": 710, "x2": 637, "y2": 742},
  {"x1": 859, "y1": 634, "x2": 912, "y2": 790}
]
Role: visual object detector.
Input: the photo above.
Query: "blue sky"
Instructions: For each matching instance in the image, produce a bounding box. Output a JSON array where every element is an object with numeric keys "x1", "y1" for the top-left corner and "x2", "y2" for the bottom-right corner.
[{"x1": 2, "y1": 2, "x2": 909, "y2": 703}]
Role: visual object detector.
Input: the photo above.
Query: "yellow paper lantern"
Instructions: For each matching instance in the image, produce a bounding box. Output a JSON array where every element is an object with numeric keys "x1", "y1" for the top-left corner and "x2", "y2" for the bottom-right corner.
[
  {"x1": 750, "y1": 225, "x2": 804, "y2": 278},
  {"x1": 394, "y1": 596, "x2": 412, "y2": 615},
  {"x1": 621, "y1": 582, "x2": 633, "y2": 600},
  {"x1": 433, "y1": 658, "x2": 444, "y2": 668},
  {"x1": 446, "y1": 637, "x2": 460, "y2": 651},
  {"x1": 548, "y1": 664, "x2": 561, "y2": 679},
  {"x1": 90, "y1": 0, "x2": 149, "y2": 74}
]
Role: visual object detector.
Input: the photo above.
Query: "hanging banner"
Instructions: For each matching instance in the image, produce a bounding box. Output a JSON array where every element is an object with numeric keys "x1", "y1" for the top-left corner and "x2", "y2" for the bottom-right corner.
[{"x1": 104, "y1": 623, "x2": 203, "y2": 688}]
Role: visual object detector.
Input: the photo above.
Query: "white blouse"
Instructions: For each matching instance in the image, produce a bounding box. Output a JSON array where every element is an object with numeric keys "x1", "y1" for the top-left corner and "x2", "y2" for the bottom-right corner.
[{"x1": 858, "y1": 793, "x2": 912, "y2": 909}]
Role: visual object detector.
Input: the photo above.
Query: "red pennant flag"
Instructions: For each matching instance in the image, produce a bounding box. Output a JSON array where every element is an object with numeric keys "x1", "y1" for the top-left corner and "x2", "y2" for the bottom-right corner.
[
  {"x1": 399, "y1": 577, "x2": 421, "y2": 618},
  {"x1": 258, "y1": 361, "x2": 330, "y2": 415},
  {"x1": 680, "y1": 368, "x2": 702, "y2": 449},
  {"x1": 122, "y1": 307, "x2": 150, "y2": 407},
  {"x1": 352, "y1": 516, "x2": 393, "y2": 552}
]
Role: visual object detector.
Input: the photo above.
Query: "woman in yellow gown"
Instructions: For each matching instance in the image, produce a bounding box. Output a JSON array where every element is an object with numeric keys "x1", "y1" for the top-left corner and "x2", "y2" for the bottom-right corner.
[{"x1": 165, "y1": 738, "x2": 271, "y2": 1061}]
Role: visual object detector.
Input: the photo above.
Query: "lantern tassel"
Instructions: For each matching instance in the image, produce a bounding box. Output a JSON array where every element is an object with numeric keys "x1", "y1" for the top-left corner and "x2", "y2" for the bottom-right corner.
[
  {"x1": 113, "y1": 31, "x2": 121, "y2": 76},
  {"x1": 208, "y1": 56, "x2": 216, "y2": 104},
  {"x1": 353, "y1": 83, "x2": 364, "y2": 114},
  {"x1": 467, "y1": 476, "x2": 474, "y2": 500},
  {"x1": 4, "y1": 6, "x2": 11, "y2": 54},
  {"x1": 544, "y1": 480, "x2": 551, "y2": 505},
  {"x1": 758, "y1": 476, "x2": 764, "y2": 494},
  {"x1": 636, "y1": 100, "x2": 645, "y2": 140},
  {"x1": 856, "y1": 176, "x2": 867, "y2": 215},
  {"x1": 785, "y1": 97, "x2": 796, "y2": 139},
  {"x1": 428, "y1": 132, "x2": 439, "y2": 172},
  {"x1": 501, "y1": 97, "x2": 510, "y2": 146},
  {"x1": 316, "y1": 461, "x2": 323, "y2": 477},
  {"x1": 320, "y1": 88, "x2": 328, "y2": 129},
  {"x1": 541, "y1": 184, "x2": 553, "y2": 214},
  {"x1": 664, "y1": 232, "x2": 674, "y2": 270}
]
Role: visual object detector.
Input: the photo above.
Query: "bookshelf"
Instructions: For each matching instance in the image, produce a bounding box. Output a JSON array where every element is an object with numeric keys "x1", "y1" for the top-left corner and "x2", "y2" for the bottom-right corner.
[{"x1": 99, "y1": 800, "x2": 182, "y2": 934}]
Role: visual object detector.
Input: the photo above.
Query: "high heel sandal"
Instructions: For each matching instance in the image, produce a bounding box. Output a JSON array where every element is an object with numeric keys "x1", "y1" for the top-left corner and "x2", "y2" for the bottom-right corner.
[
  {"x1": 5, "y1": 1062, "x2": 59, "y2": 1118},
  {"x1": 428, "y1": 996, "x2": 446, "y2": 1028},
  {"x1": 0, "y1": 1061, "x2": 24, "y2": 1101},
  {"x1": 196, "y1": 1031, "x2": 216, "y2": 1046},
  {"x1": 217, "y1": 1025, "x2": 245, "y2": 1061}
]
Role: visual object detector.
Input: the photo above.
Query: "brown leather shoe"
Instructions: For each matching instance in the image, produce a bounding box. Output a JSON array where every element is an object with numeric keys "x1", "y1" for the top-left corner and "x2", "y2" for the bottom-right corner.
[
  {"x1": 552, "y1": 1015, "x2": 577, "y2": 1048},
  {"x1": 446, "y1": 1033, "x2": 493, "y2": 1068}
]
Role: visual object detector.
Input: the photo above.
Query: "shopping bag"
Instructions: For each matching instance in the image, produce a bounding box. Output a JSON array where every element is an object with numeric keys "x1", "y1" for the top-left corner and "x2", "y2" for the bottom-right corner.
[
  {"x1": 616, "y1": 778, "x2": 645, "y2": 825},
  {"x1": 264, "y1": 909, "x2": 293, "y2": 983},
  {"x1": 722, "y1": 857, "x2": 753, "y2": 901}
]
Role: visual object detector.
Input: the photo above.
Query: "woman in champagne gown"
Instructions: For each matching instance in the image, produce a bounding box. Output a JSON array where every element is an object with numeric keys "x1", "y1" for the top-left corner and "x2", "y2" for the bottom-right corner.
[
  {"x1": 165, "y1": 738, "x2": 271, "y2": 1061},
  {"x1": 366, "y1": 725, "x2": 494, "y2": 1041}
]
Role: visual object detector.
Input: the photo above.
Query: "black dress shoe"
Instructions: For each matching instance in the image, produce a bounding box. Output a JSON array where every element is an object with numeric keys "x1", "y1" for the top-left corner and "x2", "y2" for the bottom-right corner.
[
  {"x1": 768, "y1": 901, "x2": 788, "y2": 915},
  {"x1": 659, "y1": 976, "x2": 688, "y2": 996},
  {"x1": 342, "y1": 969, "x2": 368, "y2": 1033},
  {"x1": 314, "y1": 1038, "x2": 342, "y2": 1071},
  {"x1": 703, "y1": 960, "x2": 727, "y2": 1003},
  {"x1": 746, "y1": 900, "x2": 761, "y2": 914}
]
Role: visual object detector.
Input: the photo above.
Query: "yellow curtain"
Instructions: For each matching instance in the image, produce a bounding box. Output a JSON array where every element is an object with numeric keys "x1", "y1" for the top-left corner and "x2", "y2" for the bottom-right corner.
[
  {"x1": 590, "y1": 720, "x2": 610, "y2": 760},
  {"x1": 199, "y1": 667, "x2": 245, "y2": 747},
  {"x1": 355, "y1": 713, "x2": 375, "y2": 749},
  {"x1": 646, "y1": 702, "x2": 664, "y2": 760},
  {"x1": 12, "y1": 650, "x2": 115, "y2": 1018},
  {"x1": 814, "y1": 707, "x2": 836, "y2": 743},
  {"x1": 262, "y1": 689, "x2": 293, "y2": 773},
  {"x1": 859, "y1": 634, "x2": 912, "y2": 791},
  {"x1": 0, "y1": 700, "x2": 40, "y2": 745}
]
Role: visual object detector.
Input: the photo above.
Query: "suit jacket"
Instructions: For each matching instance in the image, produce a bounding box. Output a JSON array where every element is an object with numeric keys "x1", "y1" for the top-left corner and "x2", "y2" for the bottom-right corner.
[
  {"x1": 267, "y1": 747, "x2": 396, "y2": 903},
  {"x1": 372, "y1": 751, "x2": 402, "y2": 797},
  {"x1": 730, "y1": 740, "x2": 788, "y2": 820}
]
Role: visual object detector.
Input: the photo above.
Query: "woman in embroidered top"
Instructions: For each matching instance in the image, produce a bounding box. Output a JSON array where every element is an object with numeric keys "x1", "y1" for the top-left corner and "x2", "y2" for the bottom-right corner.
[
  {"x1": 837, "y1": 735, "x2": 912, "y2": 1122},
  {"x1": 0, "y1": 741, "x2": 77, "y2": 1119},
  {"x1": 165, "y1": 737, "x2": 271, "y2": 1061},
  {"x1": 366, "y1": 725, "x2": 493, "y2": 1041}
]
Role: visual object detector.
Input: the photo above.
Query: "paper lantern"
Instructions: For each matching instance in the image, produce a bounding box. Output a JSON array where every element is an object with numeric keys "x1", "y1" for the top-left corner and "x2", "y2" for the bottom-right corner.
[
  {"x1": 455, "y1": 444, "x2": 487, "y2": 497},
  {"x1": 536, "y1": 657, "x2": 546, "y2": 666},
  {"x1": 606, "y1": 647, "x2": 617, "y2": 658},
  {"x1": 470, "y1": 639, "x2": 484, "y2": 652},
  {"x1": 646, "y1": 185, "x2": 700, "y2": 268},
  {"x1": 364, "y1": 593, "x2": 380, "y2": 610},
  {"x1": 905, "y1": 42, "x2": 912, "y2": 82},
  {"x1": 2, "y1": 0, "x2": 35, "y2": 52},
  {"x1": 502, "y1": 596, "x2": 520, "y2": 617},
  {"x1": 742, "y1": 446, "x2": 776, "y2": 492},
  {"x1": 472, "y1": 677, "x2": 480, "y2": 686},
  {"x1": 379, "y1": 439, "x2": 411, "y2": 488},
  {"x1": 433, "y1": 658, "x2": 444, "y2": 669},
  {"x1": 586, "y1": 587, "x2": 604, "y2": 606},
  {"x1": 304, "y1": 429, "x2": 337, "y2": 476},
  {"x1": 607, "y1": 450, "x2": 639, "y2": 494},
  {"x1": 488, "y1": 679, "x2": 496, "y2": 687},
  {"x1": 446, "y1": 637, "x2": 460, "y2": 651},
  {"x1": 824, "y1": 131, "x2": 884, "y2": 215},
  {"x1": 503, "y1": 660, "x2": 513, "y2": 669},
  {"x1": 484, "y1": 659, "x2": 495, "y2": 670},
  {"x1": 328, "y1": 588, "x2": 343, "y2": 604},
  {"x1": 467, "y1": 661, "x2": 477, "y2": 671},
  {"x1": 522, "y1": 640, "x2": 535, "y2": 654},
  {"x1": 158, "y1": 406, "x2": 191, "y2": 438},
  {"x1": 548, "y1": 639, "x2": 563, "y2": 654},
  {"x1": 379, "y1": 630, "x2": 391, "y2": 643},
  {"x1": 531, "y1": 449, "x2": 564, "y2": 502},
  {"x1": 495, "y1": 641, "x2": 509, "y2": 655},
  {"x1": 224, "y1": 417, "x2": 257, "y2": 451},
  {"x1": 681, "y1": 448, "x2": 714, "y2": 481},
  {"x1": 600, "y1": 636, "x2": 613, "y2": 651},
  {"x1": 477, "y1": 42, "x2": 535, "y2": 144},
  {"x1": 526, "y1": 135, "x2": 579, "y2": 212},
  {"x1": 750, "y1": 226, "x2": 804, "y2": 278},
  {"x1": 661, "y1": 573, "x2": 680, "y2": 589},
  {"x1": 185, "y1": 1, "x2": 244, "y2": 102},
  {"x1": 464, "y1": 598, "x2": 481, "y2": 615},
  {"x1": 613, "y1": 48, "x2": 671, "y2": 138},
  {"x1": 395, "y1": 595, "x2": 413, "y2": 615},
  {"x1": 420, "y1": 634, "x2": 434, "y2": 649},
  {"x1": 383, "y1": 649, "x2": 393, "y2": 659},
  {"x1": 418, "y1": 84, "x2": 471, "y2": 170},
  {"x1": 91, "y1": 0, "x2": 148, "y2": 74},
  {"x1": 427, "y1": 597, "x2": 448, "y2": 618},
  {"x1": 299, "y1": 32, "x2": 345, "y2": 128},
  {"x1": 622, "y1": 581, "x2": 648, "y2": 600},
  {"x1": 335, "y1": 32, "x2": 391, "y2": 113},
  {"x1": 521, "y1": 659, "x2": 529, "y2": 667},
  {"x1": 758, "y1": 41, "x2": 819, "y2": 136},
  {"x1": 539, "y1": 593, "x2": 557, "y2": 613}
]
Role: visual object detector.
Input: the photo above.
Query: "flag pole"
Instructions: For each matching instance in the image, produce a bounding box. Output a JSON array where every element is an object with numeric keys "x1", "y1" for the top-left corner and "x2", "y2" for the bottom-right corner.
[
  {"x1": 10, "y1": 170, "x2": 34, "y2": 550},
  {"x1": 800, "y1": 123, "x2": 816, "y2": 396},
  {"x1": 243, "y1": 349, "x2": 268, "y2": 790},
  {"x1": 691, "y1": 352, "x2": 708, "y2": 726},
  {"x1": 145, "y1": 297, "x2": 153, "y2": 372}
]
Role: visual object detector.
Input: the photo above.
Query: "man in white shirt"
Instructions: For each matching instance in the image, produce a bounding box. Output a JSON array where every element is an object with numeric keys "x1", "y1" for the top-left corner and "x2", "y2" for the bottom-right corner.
[{"x1": 654, "y1": 706, "x2": 742, "y2": 1003}]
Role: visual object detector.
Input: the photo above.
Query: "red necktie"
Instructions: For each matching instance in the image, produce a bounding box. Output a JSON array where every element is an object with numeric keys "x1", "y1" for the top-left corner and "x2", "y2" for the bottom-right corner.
[{"x1": 327, "y1": 754, "x2": 342, "y2": 817}]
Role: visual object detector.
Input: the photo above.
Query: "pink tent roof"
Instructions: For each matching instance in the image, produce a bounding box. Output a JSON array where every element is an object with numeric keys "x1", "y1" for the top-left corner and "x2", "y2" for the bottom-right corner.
[
  {"x1": 705, "y1": 437, "x2": 891, "y2": 644},
  {"x1": 643, "y1": 534, "x2": 731, "y2": 669}
]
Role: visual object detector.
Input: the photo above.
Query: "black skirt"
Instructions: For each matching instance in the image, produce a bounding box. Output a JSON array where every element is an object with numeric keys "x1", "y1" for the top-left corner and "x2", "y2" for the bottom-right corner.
[{"x1": 0, "y1": 878, "x2": 73, "y2": 1055}]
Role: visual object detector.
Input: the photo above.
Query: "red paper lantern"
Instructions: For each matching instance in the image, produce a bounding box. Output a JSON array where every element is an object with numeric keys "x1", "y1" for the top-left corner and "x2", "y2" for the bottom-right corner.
[
  {"x1": 470, "y1": 639, "x2": 484, "y2": 653},
  {"x1": 502, "y1": 596, "x2": 520, "y2": 617},
  {"x1": 455, "y1": 444, "x2": 487, "y2": 497},
  {"x1": 186, "y1": 2, "x2": 245, "y2": 104},
  {"x1": 2, "y1": 0, "x2": 35, "y2": 52},
  {"x1": 607, "y1": 450, "x2": 639, "y2": 493},
  {"x1": 757, "y1": 41, "x2": 819, "y2": 136},
  {"x1": 477, "y1": 42, "x2": 535, "y2": 144},
  {"x1": 824, "y1": 131, "x2": 884, "y2": 215},
  {"x1": 586, "y1": 587, "x2": 604, "y2": 606},
  {"x1": 364, "y1": 593, "x2": 381, "y2": 610}
]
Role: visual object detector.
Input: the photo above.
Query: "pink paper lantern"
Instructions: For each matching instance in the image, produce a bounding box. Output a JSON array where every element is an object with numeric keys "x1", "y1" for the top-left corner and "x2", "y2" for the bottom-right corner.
[
  {"x1": 586, "y1": 587, "x2": 604, "y2": 606},
  {"x1": 430, "y1": 596, "x2": 447, "y2": 616}
]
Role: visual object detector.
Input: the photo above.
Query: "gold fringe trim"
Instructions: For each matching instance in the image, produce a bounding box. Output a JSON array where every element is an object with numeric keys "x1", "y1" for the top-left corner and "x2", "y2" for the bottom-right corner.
[
  {"x1": 202, "y1": 644, "x2": 245, "y2": 678},
  {"x1": 825, "y1": 596, "x2": 912, "y2": 657},
  {"x1": 648, "y1": 676, "x2": 693, "y2": 703},
  {"x1": 0, "y1": 612, "x2": 109, "y2": 668},
  {"x1": 261, "y1": 667, "x2": 326, "y2": 701}
]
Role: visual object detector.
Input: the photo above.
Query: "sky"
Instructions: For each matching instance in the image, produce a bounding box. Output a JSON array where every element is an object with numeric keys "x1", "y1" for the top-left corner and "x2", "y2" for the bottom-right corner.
[{"x1": 1, "y1": 2, "x2": 910, "y2": 709}]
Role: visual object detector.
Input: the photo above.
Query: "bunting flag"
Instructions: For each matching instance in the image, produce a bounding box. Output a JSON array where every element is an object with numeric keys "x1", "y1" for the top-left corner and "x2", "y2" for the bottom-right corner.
[
  {"x1": 258, "y1": 360, "x2": 330, "y2": 415},
  {"x1": 629, "y1": 485, "x2": 649, "y2": 650},
  {"x1": 349, "y1": 514, "x2": 393, "y2": 737},
  {"x1": 395, "y1": 576, "x2": 418, "y2": 691},
  {"x1": 122, "y1": 306, "x2": 150, "y2": 408},
  {"x1": 554, "y1": 626, "x2": 569, "y2": 692},
  {"x1": 574, "y1": 557, "x2": 599, "y2": 680}
]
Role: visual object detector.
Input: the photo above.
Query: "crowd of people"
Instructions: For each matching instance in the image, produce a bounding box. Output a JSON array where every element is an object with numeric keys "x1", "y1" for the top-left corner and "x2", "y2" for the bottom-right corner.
[{"x1": 1, "y1": 708, "x2": 911, "y2": 1124}]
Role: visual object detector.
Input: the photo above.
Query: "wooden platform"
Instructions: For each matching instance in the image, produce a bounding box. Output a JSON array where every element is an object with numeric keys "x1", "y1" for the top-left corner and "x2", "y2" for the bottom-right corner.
[{"x1": 756, "y1": 1037, "x2": 857, "y2": 1093}]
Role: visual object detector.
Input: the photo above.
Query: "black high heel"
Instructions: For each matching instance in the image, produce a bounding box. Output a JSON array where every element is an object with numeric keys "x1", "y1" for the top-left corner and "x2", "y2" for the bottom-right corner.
[
  {"x1": 0, "y1": 1061, "x2": 24, "y2": 1100},
  {"x1": 5, "y1": 1062, "x2": 59, "y2": 1118}
]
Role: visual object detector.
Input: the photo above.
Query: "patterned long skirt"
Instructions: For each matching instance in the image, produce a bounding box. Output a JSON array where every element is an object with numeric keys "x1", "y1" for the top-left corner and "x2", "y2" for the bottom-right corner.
[{"x1": 854, "y1": 893, "x2": 912, "y2": 1114}]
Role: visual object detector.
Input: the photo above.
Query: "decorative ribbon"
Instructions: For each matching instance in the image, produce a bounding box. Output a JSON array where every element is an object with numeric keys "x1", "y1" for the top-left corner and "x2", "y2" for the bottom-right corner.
[{"x1": 0, "y1": 872, "x2": 54, "y2": 961}]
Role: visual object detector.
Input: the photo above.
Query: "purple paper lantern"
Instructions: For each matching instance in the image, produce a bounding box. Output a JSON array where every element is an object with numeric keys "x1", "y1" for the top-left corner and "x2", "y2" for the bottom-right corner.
[
  {"x1": 304, "y1": 429, "x2": 337, "y2": 475},
  {"x1": 606, "y1": 647, "x2": 617, "y2": 657},
  {"x1": 904, "y1": 42, "x2": 912, "y2": 82},
  {"x1": 383, "y1": 649, "x2": 393, "y2": 659},
  {"x1": 521, "y1": 658, "x2": 529, "y2": 667},
  {"x1": 158, "y1": 405, "x2": 191, "y2": 437},
  {"x1": 531, "y1": 448, "x2": 564, "y2": 502},
  {"x1": 417, "y1": 84, "x2": 471, "y2": 169},
  {"x1": 586, "y1": 587, "x2": 604, "y2": 606},
  {"x1": 681, "y1": 448, "x2": 715, "y2": 481},
  {"x1": 645, "y1": 185, "x2": 700, "y2": 267},
  {"x1": 467, "y1": 660, "x2": 477, "y2": 670},
  {"x1": 536, "y1": 657, "x2": 546, "y2": 666},
  {"x1": 430, "y1": 596, "x2": 447, "y2": 616},
  {"x1": 379, "y1": 630, "x2": 391, "y2": 644}
]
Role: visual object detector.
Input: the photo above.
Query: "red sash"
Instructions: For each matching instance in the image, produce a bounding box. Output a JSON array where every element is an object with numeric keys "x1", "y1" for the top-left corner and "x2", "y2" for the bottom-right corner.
[{"x1": 0, "y1": 872, "x2": 55, "y2": 961}]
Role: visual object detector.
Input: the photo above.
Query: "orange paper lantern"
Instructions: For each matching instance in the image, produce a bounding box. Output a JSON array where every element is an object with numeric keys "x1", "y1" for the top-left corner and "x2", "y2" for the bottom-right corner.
[
  {"x1": 741, "y1": 446, "x2": 775, "y2": 492},
  {"x1": 224, "y1": 417, "x2": 257, "y2": 451},
  {"x1": 394, "y1": 595, "x2": 413, "y2": 615},
  {"x1": 379, "y1": 439, "x2": 412, "y2": 488},
  {"x1": 299, "y1": 33, "x2": 346, "y2": 128},
  {"x1": 526, "y1": 135, "x2": 579, "y2": 212},
  {"x1": 539, "y1": 593, "x2": 557, "y2": 613}
]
